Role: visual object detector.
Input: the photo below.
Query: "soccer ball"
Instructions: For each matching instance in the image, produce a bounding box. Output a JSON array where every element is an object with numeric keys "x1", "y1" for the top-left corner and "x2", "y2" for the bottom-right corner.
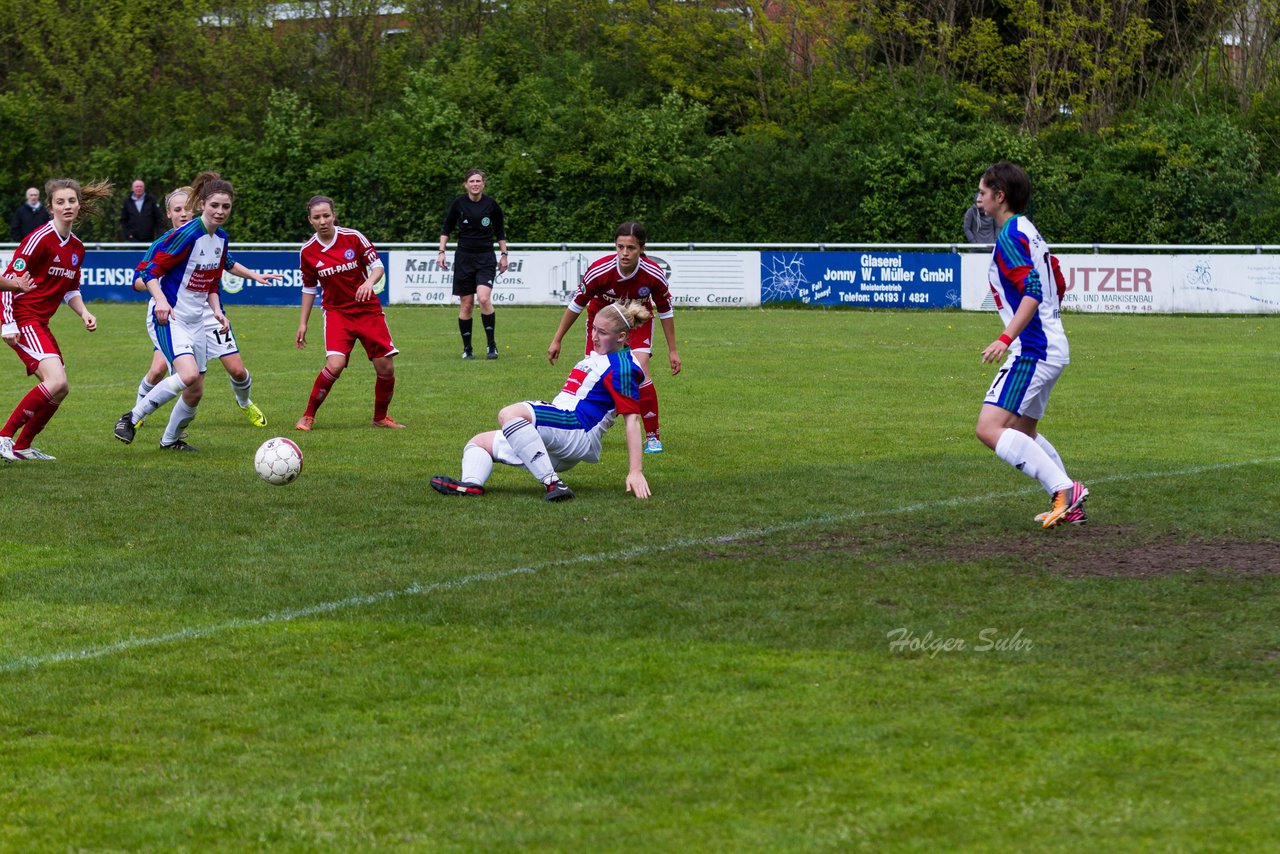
[{"x1": 254, "y1": 437, "x2": 303, "y2": 485}]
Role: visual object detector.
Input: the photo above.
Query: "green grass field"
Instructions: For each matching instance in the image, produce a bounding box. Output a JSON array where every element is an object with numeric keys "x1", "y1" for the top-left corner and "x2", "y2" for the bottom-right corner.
[{"x1": 1, "y1": 304, "x2": 1277, "y2": 851}]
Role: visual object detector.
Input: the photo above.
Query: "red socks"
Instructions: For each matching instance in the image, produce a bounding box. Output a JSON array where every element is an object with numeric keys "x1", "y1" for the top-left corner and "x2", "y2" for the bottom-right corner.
[
  {"x1": 374, "y1": 374, "x2": 395, "y2": 421},
  {"x1": 304, "y1": 367, "x2": 339, "y2": 418},
  {"x1": 639, "y1": 380, "x2": 660, "y2": 437},
  {"x1": 2, "y1": 384, "x2": 58, "y2": 449}
]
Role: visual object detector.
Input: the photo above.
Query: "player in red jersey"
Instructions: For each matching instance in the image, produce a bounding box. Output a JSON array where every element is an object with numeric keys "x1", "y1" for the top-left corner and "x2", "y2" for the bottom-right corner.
[
  {"x1": 295, "y1": 196, "x2": 402, "y2": 430},
  {"x1": 547, "y1": 221, "x2": 681, "y2": 453},
  {"x1": 0, "y1": 178, "x2": 113, "y2": 461}
]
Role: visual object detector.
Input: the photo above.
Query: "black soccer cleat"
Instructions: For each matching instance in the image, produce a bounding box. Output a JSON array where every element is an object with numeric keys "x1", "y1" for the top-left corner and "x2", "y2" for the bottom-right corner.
[
  {"x1": 114, "y1": 411, "x2": 137, "y2": 444},
  {"x1": 159, "y1": 439, "x2": 199, "y2": 452},
  {"x1": 543, "y1": 479, "x2": 575, "y2": 502},
  {"x1": 486, "y1": 347, "x2": 499, "y2": 360},
  {"x1": 431, "y1": 475, "x2": 485, "y2": 496}
]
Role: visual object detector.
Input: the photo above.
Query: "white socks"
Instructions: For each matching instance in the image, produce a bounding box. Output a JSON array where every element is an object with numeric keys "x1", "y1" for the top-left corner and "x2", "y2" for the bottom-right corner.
[
  {"x1": 162, "y1": 398, "x2": 198, "y2": 446},
  {"x1": 132, "y1": 375, "x2": 187, "y2": 422},
  {"x1": 1034, "y1": 433, "x2": 1066, "y2": 478},
  {"x1": 501, "y1": 417, "x2": 556, "y2": 484},
  {"x1": 230, "y1": 372, "x2": 252, "y2": 407},
  {"x1": 461, "y1": 442, "x2": 494, "y2": 486},
  {"x1": 995, "y1": 428, "x2": 1072, "y2": 495},
  {"x1": 135, "y1": 378, "x2": 155, "y2": 409}
]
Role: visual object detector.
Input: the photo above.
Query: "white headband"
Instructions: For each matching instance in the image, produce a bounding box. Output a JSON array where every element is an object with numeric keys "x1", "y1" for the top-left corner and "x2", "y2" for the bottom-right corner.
[{"x1": 611, "y1": 303, "x2": 631, "y2": 329}]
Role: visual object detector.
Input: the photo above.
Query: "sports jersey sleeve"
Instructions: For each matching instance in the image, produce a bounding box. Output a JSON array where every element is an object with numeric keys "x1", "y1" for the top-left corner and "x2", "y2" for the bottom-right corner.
[
  {"x1": 994, "y1": 224, "x2": 1043, "y2": 301},
  {"x1": 4, "y1": 229, "x2": 41, "y2": 280},
  {"x1": 572, "y1": 261, "x2": 608, "y2": 312},
  {"x1": 134, "y1": 232, "x2": 169, "y2": 288},
  {"x1": 490, "y1": 201, "x2": 506, "y2": 241},
  {"x1": 299, "y1": 245, "x2": 319, "y2": 293},
  {"x1": 2, "y1": 235, "x2": 40, "y2": 332},
  {"x1": 440, "y1": 198, "x2": 460, "y2": 238},
  {"x1": 358, "y1": 232, "x2": 382, "y2": 269},
  {"x1": 649, "y1": 270, "x2": 674, "y2": 318},
  {"x1": 568, "y1": 280, "x2": 590, "y2": 312},
  {"x1": 0, "y1": 292, "x2": 14, "y2": 333},
  {"x1": 140, "y1": 223, "x2": 197, "y2": 281},
  {"x1": 604, "y1": 352, "x2": 642, "y2": 414}
]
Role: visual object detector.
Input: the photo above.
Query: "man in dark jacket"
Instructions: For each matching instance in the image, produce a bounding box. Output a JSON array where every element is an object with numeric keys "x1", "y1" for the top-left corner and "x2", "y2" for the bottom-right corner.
[
  {"x1": 963, "y1": 191, "x2": 997, "y2": 244},
  {"x1": 120, "y1": 179, "x2": 163, "y2": 241},
  {"x1": 10, "y1": 187, "x2": 51, "y2": 242}
]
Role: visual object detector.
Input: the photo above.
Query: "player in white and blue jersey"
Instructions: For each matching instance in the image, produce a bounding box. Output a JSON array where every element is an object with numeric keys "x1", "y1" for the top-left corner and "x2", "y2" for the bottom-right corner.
[
  {"x1": 432, "y1": 300, "x2": 653, "y2": 502},
  {"x1": 113, "y1": 172, "x2": 275, "y2": 451},
  {"x1": 974, "y1": 162, "x2": 1088, "y2": 529},
  {"x1": 128, "y1": 186, "x2": 272, "y2": 435}
]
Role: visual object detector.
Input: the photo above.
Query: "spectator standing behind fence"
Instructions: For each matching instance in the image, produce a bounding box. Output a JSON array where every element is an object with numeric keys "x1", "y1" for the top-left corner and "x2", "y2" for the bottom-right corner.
[
  {"x1": 963, "y1": 191, "x2": 996, "y2": 244},
  {"x1": 438, "y1": 169, "x2": 507, "y2": 360},
  {"x1": 120, "y1": 179, "x2": 163, "y2": 242},
  {"x1": 11, "y1": 187, "x2": 51, "y2": 242}
]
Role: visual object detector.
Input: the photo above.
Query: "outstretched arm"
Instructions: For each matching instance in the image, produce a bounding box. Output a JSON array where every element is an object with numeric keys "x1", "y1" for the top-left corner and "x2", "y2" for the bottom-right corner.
[
  {"x1": 297, "y1": 290, "x2": 317, "y2": 349},
  {"x1": 548, "y1": 307, "x2": 581, "y2": 365},
  {"x1": 659, "y1": 315, "x2": 681, "y2": 375},
  {"x1": 622, "y1": 413, "x2": 651, "y2": 499},
  {"x1": 0, "y1": 272, "x2": 33, "y2": 293},
  {"x1": 66, "y1": 293, "x2": 97, "y2": 332},
  {"x1": 228, "y1": 261, "x2": 282, "y2": 285},
  {"x1": 355, "y1": 265, "x2": 384, "y2": 302},
  {"x1": 981, "y1": 295, "x2": 1039, "y2": 364}
]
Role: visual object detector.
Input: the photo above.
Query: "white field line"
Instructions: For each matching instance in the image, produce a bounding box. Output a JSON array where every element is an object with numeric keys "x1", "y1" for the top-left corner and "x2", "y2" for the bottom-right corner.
[{"x1": 3, "y1": 456, "x2": 1276, "y2": 674}]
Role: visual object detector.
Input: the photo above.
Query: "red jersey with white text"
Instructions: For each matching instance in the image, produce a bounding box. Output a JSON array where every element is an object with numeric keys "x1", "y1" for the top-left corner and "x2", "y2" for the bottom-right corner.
[
  {"x1": 299, "y1": 227, "x2": 384, "y2": 317},
  {"x1": 570, "y1": 255, "x2": 673, "y2": 320},
  {"x1": 1, "y1": 222, "x2": 84, "y2": 329}
]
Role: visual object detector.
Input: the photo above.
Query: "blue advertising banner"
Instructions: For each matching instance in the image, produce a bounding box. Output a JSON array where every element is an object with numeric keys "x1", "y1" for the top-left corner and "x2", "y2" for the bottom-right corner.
[
  {"x1": 760, "y1": 251, "x2": 961, "y2": 308},
  {"x1": 68, "y1": 250, "x2": 389, "y2": 307}
]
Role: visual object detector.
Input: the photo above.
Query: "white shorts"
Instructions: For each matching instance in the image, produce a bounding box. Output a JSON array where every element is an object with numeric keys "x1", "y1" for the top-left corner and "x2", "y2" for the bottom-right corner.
[
  {"x1": 205, "y1": 312, "x2": 240, "y2": 360},
  {"x1": 489, "y1": 401, "x2": 609, "y2": 472},
  {"x1": 149, "y1": 307, "x2": 209, "y2": 374},
  {"x1": 147, "y1": 303, "x2": 235, "y2": 372},
  {"x1": 983, "y1": 355, "x2": 1063, "y2": 420}
]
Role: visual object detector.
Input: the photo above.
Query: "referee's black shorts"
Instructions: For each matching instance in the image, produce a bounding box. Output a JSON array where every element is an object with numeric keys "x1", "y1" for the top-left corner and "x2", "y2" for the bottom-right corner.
[{"x1": 451, "y1": 250, "x2": 498, "y2": 296}]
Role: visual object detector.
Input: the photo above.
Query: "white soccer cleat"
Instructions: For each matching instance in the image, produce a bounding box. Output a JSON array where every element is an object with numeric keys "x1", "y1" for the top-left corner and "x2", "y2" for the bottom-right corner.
[
  {"x1": 13, "y1": 446, "x2": 56, "y2": 461},
  {"x1": 0, "y1": 435, "x2": 15, "y2": 462}
]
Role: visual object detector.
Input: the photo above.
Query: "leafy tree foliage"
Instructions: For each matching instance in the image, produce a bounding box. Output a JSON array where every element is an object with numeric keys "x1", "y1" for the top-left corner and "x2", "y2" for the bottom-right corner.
[{"x1": 0, "y1": 0, "x2": 1276, "y2": 243}]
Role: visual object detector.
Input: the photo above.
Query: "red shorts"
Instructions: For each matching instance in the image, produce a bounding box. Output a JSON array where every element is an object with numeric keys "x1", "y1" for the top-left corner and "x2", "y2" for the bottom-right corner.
[
  {"x1": 324, "y1": 309, "x2": 398, "y2": 361},
  {"x1": 583, "y1": 308, "x2": 653, "y2": 356},
  {"x1": 7, "y1": 321, "x2": 62, "y2": 375}
]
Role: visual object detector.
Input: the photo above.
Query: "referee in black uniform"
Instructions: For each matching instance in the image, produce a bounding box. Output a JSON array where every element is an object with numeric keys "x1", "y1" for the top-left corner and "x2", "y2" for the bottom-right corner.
[{"x1": 438, "y1": 169, "x2": 508, "y2": 359}]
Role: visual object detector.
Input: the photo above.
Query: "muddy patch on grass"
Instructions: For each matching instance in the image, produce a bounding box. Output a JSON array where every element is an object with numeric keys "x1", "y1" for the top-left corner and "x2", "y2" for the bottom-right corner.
[
  {"x1": 924, "y1": 532, "x2": 1280, "y2": 578},
  {"x1": 704, "y1": 525, "x2": 1280, "y2": 579}
]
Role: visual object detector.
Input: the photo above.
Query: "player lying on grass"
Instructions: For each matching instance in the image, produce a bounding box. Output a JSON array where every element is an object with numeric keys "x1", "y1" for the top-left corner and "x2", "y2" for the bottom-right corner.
[{"x1": 432, "y1": 300, "x2": 652, "y2": 502}]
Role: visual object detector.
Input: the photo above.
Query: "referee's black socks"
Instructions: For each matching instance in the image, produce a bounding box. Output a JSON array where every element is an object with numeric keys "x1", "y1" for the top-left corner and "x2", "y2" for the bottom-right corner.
[{"x1": 482, "y1": 312, "x2": 496, "y2": 348}]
